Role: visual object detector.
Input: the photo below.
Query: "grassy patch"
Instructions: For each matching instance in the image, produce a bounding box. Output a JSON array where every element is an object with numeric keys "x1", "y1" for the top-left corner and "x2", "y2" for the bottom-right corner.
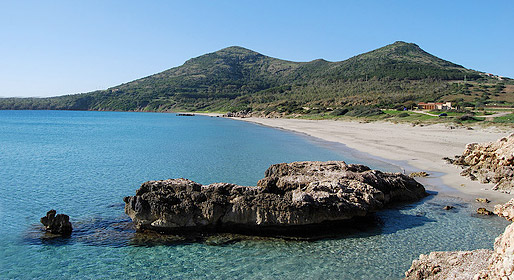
[{"x1": 493, "y1": 113, "x2": 514, "y2": 123}]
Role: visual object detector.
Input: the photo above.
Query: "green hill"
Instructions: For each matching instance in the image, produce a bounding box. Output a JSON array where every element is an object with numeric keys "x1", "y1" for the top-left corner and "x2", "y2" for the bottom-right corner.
[{"x1": 0, "y1": 41, "x2": 510, "y2": 113}]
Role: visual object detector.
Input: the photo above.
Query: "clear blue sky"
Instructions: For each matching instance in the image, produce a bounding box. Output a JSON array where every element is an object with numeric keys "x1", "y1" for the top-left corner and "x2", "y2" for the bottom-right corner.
[{"x1": 1, "y1": 0, "x2": 513, "y2": 97}]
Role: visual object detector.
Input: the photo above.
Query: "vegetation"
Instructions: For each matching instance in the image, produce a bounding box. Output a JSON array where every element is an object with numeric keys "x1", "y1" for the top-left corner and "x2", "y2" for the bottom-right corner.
[
  {"x1": 493, "y1": 113, "x2": 514, "y2": 123},
  {"x1": 0, "y1": 41, "x2": 512, "y2": 124}
]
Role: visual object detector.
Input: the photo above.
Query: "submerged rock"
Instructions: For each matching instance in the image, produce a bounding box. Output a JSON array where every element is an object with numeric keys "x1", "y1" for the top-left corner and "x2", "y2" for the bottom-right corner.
[
  {"x1": 404, "y1": 198, "x2": 514, "y2": 280},
  {"x1": 40, "y1": 210, "x2": 73, "y2": 235},
  {"x1": 124, "y1": 161, "x2": 427, "y2": 234},
  {"x1": 449, "y1": 134, "x2": 514, "y2": 192}
]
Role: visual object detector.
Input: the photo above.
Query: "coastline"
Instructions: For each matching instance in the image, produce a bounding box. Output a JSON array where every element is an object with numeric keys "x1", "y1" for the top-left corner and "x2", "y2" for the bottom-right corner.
[{"x1": 200, "y1": 113, "x2": 513, "y2": 204}]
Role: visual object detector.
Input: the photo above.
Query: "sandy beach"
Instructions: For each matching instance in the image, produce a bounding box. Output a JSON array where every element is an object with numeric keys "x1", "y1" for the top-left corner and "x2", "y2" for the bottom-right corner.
[{"x1": 202, "y1": 114, "x2": 513, "y2": 204}]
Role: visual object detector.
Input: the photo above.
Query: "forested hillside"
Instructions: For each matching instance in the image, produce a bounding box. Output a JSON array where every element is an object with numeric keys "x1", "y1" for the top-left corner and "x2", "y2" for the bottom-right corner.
[{"x1": 0, "y1": 41, "x2": 510, "y2": 114}]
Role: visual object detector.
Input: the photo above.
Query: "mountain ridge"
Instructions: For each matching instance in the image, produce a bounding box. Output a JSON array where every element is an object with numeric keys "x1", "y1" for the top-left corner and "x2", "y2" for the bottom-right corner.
[{"x1": 0, "y1": 41, "x2": 510, "y2": 112}]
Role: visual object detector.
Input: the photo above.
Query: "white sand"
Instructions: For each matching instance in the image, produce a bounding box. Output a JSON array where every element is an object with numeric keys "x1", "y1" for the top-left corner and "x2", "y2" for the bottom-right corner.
[{"x1": 204, "y1": 114, "x2": 513, "y2": 204}]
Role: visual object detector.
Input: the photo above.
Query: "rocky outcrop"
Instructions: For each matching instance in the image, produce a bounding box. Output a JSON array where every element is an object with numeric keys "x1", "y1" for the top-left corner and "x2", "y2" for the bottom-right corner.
[
  {"x1": 40, "y1": 210, "x2": 73, "y2": 235},
  {"x1": 449, "y1": 134, "x2": 514, "y2": 192},
  {"x1": 404, "y1": 199, "x2": 514, "y2": 280},
  {"x1": 404, "y1": 250, "x2": 493, "y2": 280},
  {"x1": 476, "y1": 199, "x2": 514, "y2": 279},
  {"x1": 494, "y1": 199, "x2": 514, "y2": 222},
  {"x1": 124, "y1": 161, "x2": 427, "y2": 234}
]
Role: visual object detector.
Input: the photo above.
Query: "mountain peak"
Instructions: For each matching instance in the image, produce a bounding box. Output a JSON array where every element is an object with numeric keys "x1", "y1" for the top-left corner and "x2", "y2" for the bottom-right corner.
[
  {"x1": 215, "y1": 46, "x2": 262, "y2": 56},
  {"x1": 182, "y1": 46, "x2": 264, "y2": 67},
  {"x1": 351, "y1": 41, "x2": 462, "y2": 69},
  {"x1": 391, "y1": 41, "x2": 418, "y2": 47},
  {"x1": 219, "y1": 45, "x2": 254, "y2": 52},
  {"x1": 383, "y1": 41, "x2": 423, "y2": 53}
]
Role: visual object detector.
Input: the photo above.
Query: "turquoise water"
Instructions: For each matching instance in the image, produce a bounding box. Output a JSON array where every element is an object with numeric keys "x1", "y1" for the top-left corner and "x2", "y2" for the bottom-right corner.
[{"x1": 0, "y1": 110, "x2": 508, "y2": 279}]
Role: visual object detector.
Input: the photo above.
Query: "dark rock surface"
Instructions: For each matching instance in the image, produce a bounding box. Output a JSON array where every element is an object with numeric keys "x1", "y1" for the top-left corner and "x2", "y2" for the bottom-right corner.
[
  {"x1": 124, "y1": 161, "x2": 427, "y2": 234},
  {"x1": 40, "y1": 210, "x2": 73, "y2": 235}
]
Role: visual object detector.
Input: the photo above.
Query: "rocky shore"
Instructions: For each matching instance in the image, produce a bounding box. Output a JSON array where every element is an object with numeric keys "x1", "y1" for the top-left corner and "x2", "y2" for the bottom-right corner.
[
  {"x1": 124, "y1": 161, "x2": 426, "y2": 235},
  {"x1": 404, "y1": 199, "x2": 514, "y2": 279},
  {"x1": 447, "y1": 133, "x2": 514, "y2": 193}
]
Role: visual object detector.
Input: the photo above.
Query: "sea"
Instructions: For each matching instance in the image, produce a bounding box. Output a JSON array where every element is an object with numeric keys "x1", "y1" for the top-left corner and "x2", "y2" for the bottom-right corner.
[{"x1": 0, "y1": 110, "x2": 508, "y2": 279}]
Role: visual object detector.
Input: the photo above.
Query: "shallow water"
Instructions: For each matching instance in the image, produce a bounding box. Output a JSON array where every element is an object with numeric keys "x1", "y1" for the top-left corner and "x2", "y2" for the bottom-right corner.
[{"x1": 0, "y1": 110, "x2": 508, "y2": 279}]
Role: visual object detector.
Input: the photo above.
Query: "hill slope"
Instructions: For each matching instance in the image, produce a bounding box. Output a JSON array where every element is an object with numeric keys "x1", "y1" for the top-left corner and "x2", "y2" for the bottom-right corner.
[{"x1": 0, "y1": 41, "x2": 509, "y2": 112}]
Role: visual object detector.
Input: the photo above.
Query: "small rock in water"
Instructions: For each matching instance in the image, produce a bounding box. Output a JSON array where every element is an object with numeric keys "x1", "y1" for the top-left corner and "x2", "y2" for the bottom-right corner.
[
  {"x1": 475, "y1": 198, "x2": 490, "y2": 203},
  {"x1": 443, "y1": 205, "x2": 455, "y2": 210},
  {"x1": 476, "y1": 208, "x2": 493, "y2": 216},
  {"x1": 40, "y1": 210, "x2": 73, "y2": 235}
]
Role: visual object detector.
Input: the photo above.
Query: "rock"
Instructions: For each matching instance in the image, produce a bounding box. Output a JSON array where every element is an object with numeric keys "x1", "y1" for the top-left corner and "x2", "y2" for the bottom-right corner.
[
  {"x1": 477, "y1": 208, "x2": 494, "y2": 215},
  {"x1": 476, "y1": 223, "x2": 514, "y2": 279},
  {"x1": 124, "y1": 161, "x2": 427, "y2": 234},
  {"x1": 442, "y1": 156, "x2": 456, "y2": 164},
  {"x1": 494, "y1": 199, "x2": 514, "y2": 221},
  {"x1": 404, "y1": 250, "x2": 493, "y2": 280},
  {"x1": 223, "y1": 110, "x2": 252, "y2": 118},
  {"x1": 404, "y1": 199, "x2": 514, "y2": 280},
  {"x1": 409, "y1": 171, "x2": 429, "y2": 178},
  {"x1": 448, "y1": 134, "x2": 514, "y2": 192},
  {"x1": 443, "y1": 205, "x2": 455, "y2": 210},
  {"x1": 476, "y1": 198, "x2": 491, "y2": 203},
  {"x1": 476, "y1": 198, "x2": 514, "y2": 279},
  {"x1": 40, "y1": 210, "x2": 73, "y2": 235}
]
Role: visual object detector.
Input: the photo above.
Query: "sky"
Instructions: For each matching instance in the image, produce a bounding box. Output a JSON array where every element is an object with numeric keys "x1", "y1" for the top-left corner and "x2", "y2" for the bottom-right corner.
[{"x1": 1, "y1": 0, "x2": 513, "y2": 97}]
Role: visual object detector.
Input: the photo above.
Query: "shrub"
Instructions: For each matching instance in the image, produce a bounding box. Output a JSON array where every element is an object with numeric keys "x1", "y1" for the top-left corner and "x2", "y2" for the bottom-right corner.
[
  {"x1": 331, "y1": 108, "x2": 349, "y2": 116},
  {"x1": 346, "y1": 107, "x2": 385, "y2": 117},
  {"x1": 458, "y1": 115, "x2": 480, "y2": 121}
]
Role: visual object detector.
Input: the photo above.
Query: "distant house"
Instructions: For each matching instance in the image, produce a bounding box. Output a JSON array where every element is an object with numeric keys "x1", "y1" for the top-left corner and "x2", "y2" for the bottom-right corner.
[{"x1": 418, "y1": 102, "x2": 453, "y2": 110}]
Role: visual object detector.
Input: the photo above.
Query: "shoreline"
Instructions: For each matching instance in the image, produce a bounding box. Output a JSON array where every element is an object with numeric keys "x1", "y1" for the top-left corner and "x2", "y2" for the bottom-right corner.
[{"x1": 200, "y1": 113, "x2": 513, "y2": 204}]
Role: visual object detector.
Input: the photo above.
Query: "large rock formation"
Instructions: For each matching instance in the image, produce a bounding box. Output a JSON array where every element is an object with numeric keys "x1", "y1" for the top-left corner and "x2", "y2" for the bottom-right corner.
[
  {"x1": 476, "y1": 199, "x2": 514, "y2": 279},
  {"x1": 449, "y1": 133, "x2": 514, "y2": 192},
  {"x1": 124, "y1": 161, "x2": 426, "y2": 234},
  {"x1": 404, "y1": 199, "x2": 514, "y2": 280},
  {"x1": 40, "y1": 210, "x2": 73, "y2": 235}
]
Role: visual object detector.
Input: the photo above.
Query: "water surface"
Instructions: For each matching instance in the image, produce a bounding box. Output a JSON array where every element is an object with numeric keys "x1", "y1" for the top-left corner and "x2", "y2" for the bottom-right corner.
[{"x1": 0, "y1": 110, "x2": 507, "y2": 279}]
